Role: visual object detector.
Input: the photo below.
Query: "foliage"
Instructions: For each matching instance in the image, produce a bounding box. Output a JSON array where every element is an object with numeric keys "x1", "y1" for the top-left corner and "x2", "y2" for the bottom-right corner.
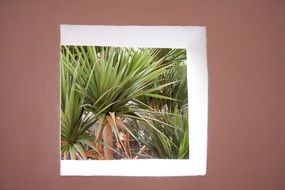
[
  {"x1": 60, "y1": 53, "x2": 98, "y2": 159},
  {"x1": 126, "y1": 108, "x2": 189, "y2": 159},
  {"x1": 60, "y1": 45, "x2": 189, "y2": 160}
]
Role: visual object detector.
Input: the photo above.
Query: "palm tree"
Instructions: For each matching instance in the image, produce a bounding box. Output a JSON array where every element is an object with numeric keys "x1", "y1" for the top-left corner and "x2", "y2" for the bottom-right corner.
[
  {"x1": 60, "y1": 45, "x2": 188, "y2": 160},
  {"x1": 60, "y1": 51, "x2": 100, "y2": 159},
  {"x1": 127, "y1": 108, "x2": 189, "y2": 159}
]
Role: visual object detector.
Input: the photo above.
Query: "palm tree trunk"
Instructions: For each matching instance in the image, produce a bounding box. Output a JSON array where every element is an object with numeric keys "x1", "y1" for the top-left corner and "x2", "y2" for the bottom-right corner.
[
  {"x1": 95, "y1": 125, "x2": 104, "y2": 160},
  {"x1": 125, "y1": 132, "x2": 132, "y2": 158},
  {"x1": 84, "y1": 149, "x2": 99, "y2": 159},
  {"x1": 103, "y1": 121, "x2": 113, "y2": 159}
]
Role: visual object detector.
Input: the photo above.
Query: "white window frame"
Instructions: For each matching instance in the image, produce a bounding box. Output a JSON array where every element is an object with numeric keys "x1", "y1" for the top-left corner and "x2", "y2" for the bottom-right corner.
[{"x1": 60, "y1": 25, "x2": 208, "y2": 176}]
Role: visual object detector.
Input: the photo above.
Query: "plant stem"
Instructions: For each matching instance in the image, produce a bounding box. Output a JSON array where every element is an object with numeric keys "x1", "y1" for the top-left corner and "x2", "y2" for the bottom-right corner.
[
  {"x1": 103, "y1": 121, "x2": 113, "y2": 159},
  {"x1": 134, "y1": 145, "x2": 147, "y2": 159}
]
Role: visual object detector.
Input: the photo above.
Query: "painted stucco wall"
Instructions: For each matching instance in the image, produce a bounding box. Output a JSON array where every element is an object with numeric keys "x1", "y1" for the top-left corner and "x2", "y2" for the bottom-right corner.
[{"x1": 1, "y1": 0, "x2": 284, "y2": 189}]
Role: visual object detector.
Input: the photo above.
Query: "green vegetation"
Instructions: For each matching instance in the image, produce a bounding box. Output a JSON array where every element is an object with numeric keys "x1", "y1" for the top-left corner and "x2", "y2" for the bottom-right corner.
[{"x1": 60, "y1": 46, "x2": 188, "y2": 160}]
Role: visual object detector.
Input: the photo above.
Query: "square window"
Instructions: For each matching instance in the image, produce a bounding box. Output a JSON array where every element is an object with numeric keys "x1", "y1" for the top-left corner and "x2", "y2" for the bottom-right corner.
[{"x1": 60, "y1": 25, "x2": 208, "y2": 176}]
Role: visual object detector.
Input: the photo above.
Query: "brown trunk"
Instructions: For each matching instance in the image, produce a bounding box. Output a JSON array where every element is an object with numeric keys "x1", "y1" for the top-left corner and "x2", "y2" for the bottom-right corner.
[
  {"x1": 84, "y1": 149, "x2": 99, "y2": 159},
  {"x1": 95, "y1": 125, "x2": 104, "y2": 160},
  {"x1": 103, "y1": 121, "x2": 113, "y2": 160},
  {"x1": 125, "y1": 132, "x2": 132, "y2": 158}
]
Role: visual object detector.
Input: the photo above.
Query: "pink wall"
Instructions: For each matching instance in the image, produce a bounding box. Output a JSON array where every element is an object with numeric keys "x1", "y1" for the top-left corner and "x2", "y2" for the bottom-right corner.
[{"x1": 0, "y1": 0, "x2": 284, "y2": 189}]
